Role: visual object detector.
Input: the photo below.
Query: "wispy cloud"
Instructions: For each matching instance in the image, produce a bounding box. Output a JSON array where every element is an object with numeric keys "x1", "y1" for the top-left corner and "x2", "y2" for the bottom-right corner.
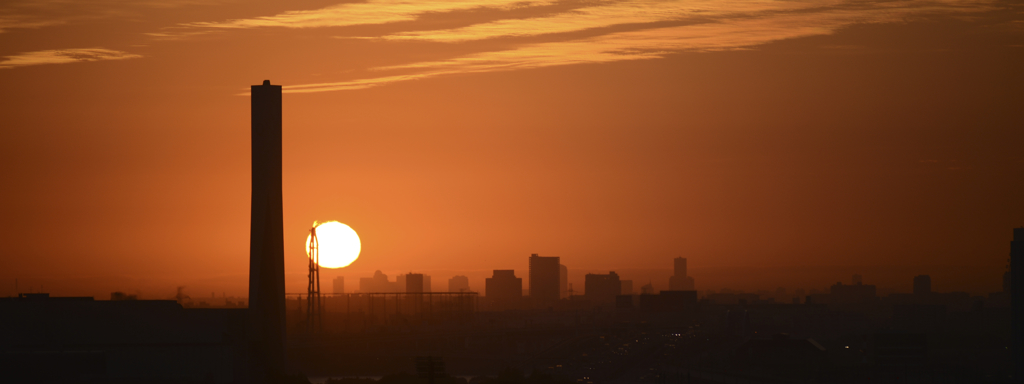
[
  {"x1": 0, "y1": 16, "x2": 66, "y2": 32},
  {"x1": 180, "y1": 0, "x2": 558, "y2": 30},
  {"x1": 0, "y1": 48, "x2": 141, "y2": 69},
  {"x1": 379, "y1": 0, "x2": 819, "y2": 42},
  {"x1": 0, "y1": 0, "x2": 233, "y2": 33},
  {"x1": 284, "y1": 0, "x2": 996, "y2": 93},
  {"x1": 379, "y1": 0, "x2": 999, "y2": 42}
]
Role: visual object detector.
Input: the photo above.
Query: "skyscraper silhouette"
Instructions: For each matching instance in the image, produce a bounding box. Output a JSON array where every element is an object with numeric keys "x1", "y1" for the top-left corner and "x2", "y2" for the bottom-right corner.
[
  {"x1": 529, "y1": 254, "x2": 560, "y2": 305},
  {"x1": 248, "y1": 80, "x2": 286, "y2": 382}
]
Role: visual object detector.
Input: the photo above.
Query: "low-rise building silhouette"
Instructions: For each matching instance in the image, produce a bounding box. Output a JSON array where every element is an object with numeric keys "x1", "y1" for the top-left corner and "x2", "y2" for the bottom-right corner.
[
  {"x1": 360, "y1": 270, "x2": 400, "y2": 292},
  {"x1": 398, "y1": 273, "x2": 431, "y2": 292},
  {"x1": 486, "y1": 270, "x2": 522, "y2": 310},
  {"x1": 584, "y1": 271, "x2": 621, "y2": 304},
  {"x1": 405, "y1": 273, "x2": 425, "y2": 293},
  {"x1": 333, "y1": 276, "x2": 344, "y2": 294},
  {"x1": 448, "y1": 275, "x2": 470, "y2": 292}
]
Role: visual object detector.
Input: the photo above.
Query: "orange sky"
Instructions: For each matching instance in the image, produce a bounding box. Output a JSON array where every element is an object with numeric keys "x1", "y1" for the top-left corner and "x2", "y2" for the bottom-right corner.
[{"x1": 1, "y1": 0, "x2": 1022, "y2": 299}]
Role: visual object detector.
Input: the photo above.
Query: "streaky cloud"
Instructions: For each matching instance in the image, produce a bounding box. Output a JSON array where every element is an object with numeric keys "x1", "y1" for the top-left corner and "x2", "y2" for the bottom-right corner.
[
  {"x1": 0, "y1": 48, "x2": 141, "y2": 69},
  {"x1": 378, "y1": 0, "x2": 821, "y2": 42},
  {"x1": 0, "y1": 0, "x2": 232, "y2": 33},
  {"x1": 285, "y1": 0, "x2": 995, "y2": 93},
  {"x1": 378, "y1": 0, "x2": 998, "y2": 43},
  {"x1": 181, "y1": 0, "x2": 559, "y2": 30}
]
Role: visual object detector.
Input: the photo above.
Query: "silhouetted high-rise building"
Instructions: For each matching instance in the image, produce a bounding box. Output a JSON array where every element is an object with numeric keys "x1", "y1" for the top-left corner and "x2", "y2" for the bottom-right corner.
[
  {"x1": 585, "y1": 272, "x2": 622, "y2": 304},
  {"x1": 913, "y1": 275, "x2": 931, "y2": 295},
  {"x1": 406, "y1": 273, "x2": 424, "y2": 293},
  {"x1": 1011, "y1": 227, "x2": 1023, "y2": 379},
  {"x1": 669, "y1": 257, "x2": 695, "y2": 290},
  {"x1": 621, "y1": 280, "x2": 634, "y2": 295},
  {"x1": 560, "y1": 264, "x2": 568, "y2": 299},
  {"x1": 333, "y1": 276, "x2": 344, "y2": 294},
  {"x1": 248, "y1": 80, "x2": 286, "y2": 381},
  {"x1": 529, "y1": 254, "x2": 560, "y2": 305},
  {"x1": 448, "y1": 275, "x2": 470, "y2": 292}
]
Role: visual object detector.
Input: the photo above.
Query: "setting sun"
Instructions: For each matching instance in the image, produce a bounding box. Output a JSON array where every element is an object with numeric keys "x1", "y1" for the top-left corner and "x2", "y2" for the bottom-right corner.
[{"x1": 306, "y1": 221, "x2": 361, "y2": 268}]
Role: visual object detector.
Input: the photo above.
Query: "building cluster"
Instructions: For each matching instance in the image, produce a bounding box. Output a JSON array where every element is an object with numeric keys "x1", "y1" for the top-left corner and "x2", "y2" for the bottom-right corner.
[
  {"x1": 331, "y1": 254, "x2": 700, "y2": 312},
  {"x1": 355, "y1": 270, "x2": 433, "y2": 293}
]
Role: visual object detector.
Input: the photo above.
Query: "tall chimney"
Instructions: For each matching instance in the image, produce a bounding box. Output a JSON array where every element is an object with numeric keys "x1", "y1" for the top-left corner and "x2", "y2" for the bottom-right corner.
[{"x1": 249, "y1": 80, "x2": 286, "y2": 381}]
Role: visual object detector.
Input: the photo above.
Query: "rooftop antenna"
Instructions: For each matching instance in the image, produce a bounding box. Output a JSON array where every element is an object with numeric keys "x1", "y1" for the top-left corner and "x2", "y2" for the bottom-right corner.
[{"x1": 307, "y1": 225, "x2": 323, "y2": 333}]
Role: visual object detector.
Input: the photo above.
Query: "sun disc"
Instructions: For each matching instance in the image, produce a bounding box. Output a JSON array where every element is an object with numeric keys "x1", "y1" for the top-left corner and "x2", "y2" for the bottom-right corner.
[{"x1": 305, "y1": 221, "x2": 360, "y2": 269}]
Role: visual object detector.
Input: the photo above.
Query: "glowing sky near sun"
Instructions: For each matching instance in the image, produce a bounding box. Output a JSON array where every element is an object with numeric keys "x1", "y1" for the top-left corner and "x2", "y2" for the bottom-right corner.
[{"x1": 0, "y1": 0, "x2": 1021, "y2": 299}]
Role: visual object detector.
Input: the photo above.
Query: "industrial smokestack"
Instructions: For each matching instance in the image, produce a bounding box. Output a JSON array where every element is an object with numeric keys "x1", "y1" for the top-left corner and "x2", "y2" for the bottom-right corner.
[{"x1": 249, "y1": 80, "x2": 286, "y2": 382}]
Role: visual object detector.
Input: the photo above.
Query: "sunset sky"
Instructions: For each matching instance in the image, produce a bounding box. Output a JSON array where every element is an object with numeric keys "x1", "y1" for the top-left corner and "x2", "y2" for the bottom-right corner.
[{"x1": 1, "y1": 0, "x2": 1022, "y2": 299}]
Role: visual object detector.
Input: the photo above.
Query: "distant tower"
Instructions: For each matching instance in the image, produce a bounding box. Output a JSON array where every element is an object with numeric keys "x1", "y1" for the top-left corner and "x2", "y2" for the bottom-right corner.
[
  {"x1": 1011, "y1": 228, "x2": 1024, "y2": 379},
  {"x1": 333, "y1": 276, "x2": 345, "y2": 294},
  {"x1": 306, "y1": 225, "x2": 322, "y2": 333},
  {"x1": 913, "y1": 275, "x2": 931, "y2": 295},
  {"x1": 669, "y1": 257, "x2": 695, "y2": 290},
  {"x1": 529, "y1": 254, "x2": 560, "y2": 305},
  {"x1": 248, "y1": 80, "x2": 286, "y2": 382}
]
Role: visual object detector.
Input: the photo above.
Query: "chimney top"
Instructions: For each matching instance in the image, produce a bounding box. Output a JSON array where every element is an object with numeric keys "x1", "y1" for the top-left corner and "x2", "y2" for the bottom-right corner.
[{"x1": 262, "y1": 80, "x2": 271, "y2": 86}]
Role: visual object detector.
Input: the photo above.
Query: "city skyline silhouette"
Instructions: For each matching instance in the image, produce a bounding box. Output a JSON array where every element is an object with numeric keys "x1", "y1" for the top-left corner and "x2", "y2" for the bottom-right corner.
[{"x1": 1, "y1": 0, "x2": 1022, "y2": 382}]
